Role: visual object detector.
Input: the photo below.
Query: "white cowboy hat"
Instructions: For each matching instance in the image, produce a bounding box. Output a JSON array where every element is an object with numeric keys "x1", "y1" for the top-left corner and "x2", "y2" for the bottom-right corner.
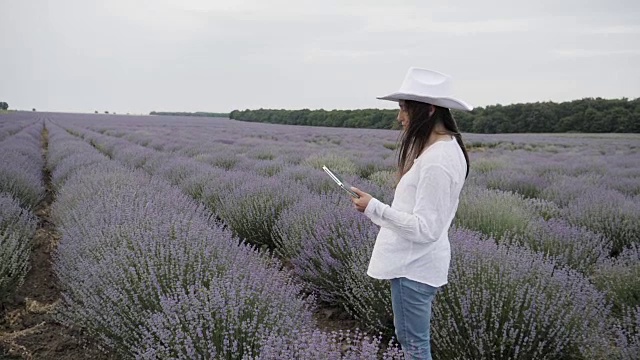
[{"x1": 377, "y1": 67, "x2": 473, "y2": 111}]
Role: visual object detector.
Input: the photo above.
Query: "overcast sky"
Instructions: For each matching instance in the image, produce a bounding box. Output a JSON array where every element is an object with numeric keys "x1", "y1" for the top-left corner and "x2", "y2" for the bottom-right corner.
[{"x1": 1, "y1": 0, "x2": 639, "y2": 114}]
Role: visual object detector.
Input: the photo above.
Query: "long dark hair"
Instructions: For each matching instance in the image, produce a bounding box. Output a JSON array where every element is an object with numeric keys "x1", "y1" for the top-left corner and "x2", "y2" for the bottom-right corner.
[{"x1": 397, "y1": 100, "x2": 470, "y2": 181}]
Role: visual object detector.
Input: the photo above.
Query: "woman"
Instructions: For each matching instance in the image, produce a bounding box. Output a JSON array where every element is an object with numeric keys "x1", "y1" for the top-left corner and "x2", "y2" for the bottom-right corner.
[{"x1": 351, "y1": 67, "x2": 472, "y2": 360}]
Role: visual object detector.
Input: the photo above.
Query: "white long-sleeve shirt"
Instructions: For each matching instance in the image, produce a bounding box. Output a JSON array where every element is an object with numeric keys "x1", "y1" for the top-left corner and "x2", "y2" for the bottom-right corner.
[{"x1": 364, "y1": 137, "x2": 467, "y2": 287}]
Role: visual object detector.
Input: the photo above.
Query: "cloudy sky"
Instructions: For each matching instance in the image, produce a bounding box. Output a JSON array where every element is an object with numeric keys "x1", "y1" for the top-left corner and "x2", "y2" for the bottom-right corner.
[{"x1": 1, "y1": 0, "x2": 639, "y2": 114}]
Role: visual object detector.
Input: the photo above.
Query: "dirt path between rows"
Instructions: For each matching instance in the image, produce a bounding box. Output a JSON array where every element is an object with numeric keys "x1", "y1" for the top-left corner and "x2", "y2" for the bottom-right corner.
[{"x1": 0, "y1": 126, "x2": 115, "y2": 360}]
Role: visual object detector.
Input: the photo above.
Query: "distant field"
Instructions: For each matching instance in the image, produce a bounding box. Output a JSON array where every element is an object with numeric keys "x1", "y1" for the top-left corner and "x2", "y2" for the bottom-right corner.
[{"x1": 1, "y1": 112, "x2": 638, "y2": 359}]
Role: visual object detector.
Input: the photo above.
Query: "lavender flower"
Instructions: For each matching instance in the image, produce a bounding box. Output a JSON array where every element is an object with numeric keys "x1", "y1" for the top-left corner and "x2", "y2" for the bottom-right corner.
[{"x1": 0, "y1": 193, "x2": 37, "y2": 301}]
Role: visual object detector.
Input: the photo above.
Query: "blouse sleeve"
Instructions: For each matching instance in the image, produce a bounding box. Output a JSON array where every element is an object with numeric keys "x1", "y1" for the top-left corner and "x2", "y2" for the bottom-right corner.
[{"x1": 364, "y1": 163, "x2": 453, "y2": 244}]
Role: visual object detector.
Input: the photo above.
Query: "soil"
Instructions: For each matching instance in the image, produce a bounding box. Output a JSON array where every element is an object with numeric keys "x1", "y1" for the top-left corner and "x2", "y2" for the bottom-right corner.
[{"x1": 0, "y1": 127, "x2": 116, "y2": 360}]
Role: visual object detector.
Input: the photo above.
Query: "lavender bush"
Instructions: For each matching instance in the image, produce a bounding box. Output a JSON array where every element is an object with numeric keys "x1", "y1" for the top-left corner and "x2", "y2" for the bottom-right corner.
[
  {"x1": 199, "y1": 170, "x2": 254, "y2": 213},
  {"x1": 484, "y1": 168, "x2": 550, "y2": 199},
  {"x1": 432, "y1": 227, "x2": 612, "y2": 360},
  {"x1": 273, "y1": 192, "x2": 344, "y2": 260},
  {"x1": 506, "y1": 218, "x2": 611, "y2": 274},
  {"x1": 563, "y1": 188, "x2": 640, "y2": 256},
  {"x1": 281, "y1": 165, "x2": 341, "y2": 195},
  {"x1": 253, "y1": 159, "x2": 287, "y2": 177},
  {"x1": 592, "y1": 244, "x2": 640, "y2": 314},
  {"x1": 540, "y1": 174, "x2": 617, "y2": 207},
  {"x1": 112, "y1": 144, "x2": 156, "y2": 169},
  {"x1": 296, "y1": 203, "x2": 377, "y2": 305},
  {"x1": 367, "y1": 170, "x2": 396, "y2": 190},
  {"x1": 455, "y1": 186, "x2": 539, "y2": 239},
  {"x1": 155, "y1": 155, "x2": 207, "y2": 186},
  {"x1": 302, "y1": 153, "x2": 359, "y2": 176},
  {"x1": 338, "y1": 238, "x2": 395, "y2": 336},
  {"x1": 613, "y1": 306, "x2": 640, "y2": 360},
  {"x1": 0, "y1": 193, "x2": 37, "y2": 302},
  {"x1": 469, "y1": 157, "x2": 506, "y2": 174},
  {"x1": 195, "y1": 150, "x2": 241, "y2": 170},
  {"x1": 291, "y1": 178, "x2": 392, "y2": 329},
  {"x1": 133, "y1": 256, "x2": 314, "y2": 359},
  {"x1": 216, "y1": 175, "x2": 307, "y2": 249},
  {"x1": 50, "y1": 150, "x2": 110, "y2": 189},
  {"x1": 177, "y1": 168, "x2": 225, "y2": 201},
  {"x1": 275, "y1": 192, "x2": 394, "y2": 333}
]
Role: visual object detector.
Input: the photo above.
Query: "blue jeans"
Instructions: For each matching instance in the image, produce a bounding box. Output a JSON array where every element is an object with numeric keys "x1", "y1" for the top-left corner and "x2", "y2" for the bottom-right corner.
[{"x1": 390, "y1": 277, "x2": 438, "y2": 360}]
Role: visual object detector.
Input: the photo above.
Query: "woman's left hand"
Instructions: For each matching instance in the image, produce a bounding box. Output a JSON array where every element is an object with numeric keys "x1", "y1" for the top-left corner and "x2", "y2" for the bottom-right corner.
[{"x1": 350, "y1": 187, "x2": 373, "y2": 213}]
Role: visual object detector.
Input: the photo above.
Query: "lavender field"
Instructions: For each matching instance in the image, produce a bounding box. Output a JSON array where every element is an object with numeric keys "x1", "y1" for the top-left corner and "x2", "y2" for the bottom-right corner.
[{"x1": 1, "y1": 111, "x2": 639, "y2": 359}]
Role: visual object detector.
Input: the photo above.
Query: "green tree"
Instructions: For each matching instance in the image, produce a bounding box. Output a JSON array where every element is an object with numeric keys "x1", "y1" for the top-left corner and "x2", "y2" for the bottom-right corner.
[
  {"x1": 583, "y1": 107, "x2": 604, "y2": 132},
  {"x1": 606, "y1": 106, "x2": 631, "y2": 133}
]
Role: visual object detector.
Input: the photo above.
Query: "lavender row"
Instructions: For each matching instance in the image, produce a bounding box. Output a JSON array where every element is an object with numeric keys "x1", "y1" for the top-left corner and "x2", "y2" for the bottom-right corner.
[
  {"x1": 455, "y1": 184, "x2": 640, "y2": 318},
  {"x1": 0, "y1": 112, "x2": 41, "y2": 142},
  {"x1": 468, "y1": 150, "x2": 640, "y2": 256},
  {"x1": 0, "y1": 121, "x2": 45, "y2": 209},
  {"x1": 0, "y1": 192, "x2": 37, "y2": 302},
  {"x1": 46, "y1": 122, "x2": 402, "y2": 359},
  {"x1": 48, "y1": 122, "x2": 310, "y2": 356},
  {"x1": 0, "y1": 122, "x2": 31, "y2": 142},
  {"x1": 0, "y1": 114, "x2": 43, "y2": 306}
]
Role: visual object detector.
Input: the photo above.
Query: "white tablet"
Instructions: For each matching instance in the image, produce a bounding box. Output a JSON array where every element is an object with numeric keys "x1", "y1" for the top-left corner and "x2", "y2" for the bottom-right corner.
[{"x1": 322, "y1": 165, "x2": 360, "y2": 198}]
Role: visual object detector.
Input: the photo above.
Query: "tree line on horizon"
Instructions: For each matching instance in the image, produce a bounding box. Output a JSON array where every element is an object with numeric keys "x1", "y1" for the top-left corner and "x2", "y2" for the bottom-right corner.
[{"x1": 227, "y1": 97, "x2": 640, "y2": 133}]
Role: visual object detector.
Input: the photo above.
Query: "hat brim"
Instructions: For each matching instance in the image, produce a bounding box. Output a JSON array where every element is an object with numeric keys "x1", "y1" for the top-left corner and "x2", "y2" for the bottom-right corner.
[{"x1": 377, "y1": 92, "x2": 473, "y2": 111}]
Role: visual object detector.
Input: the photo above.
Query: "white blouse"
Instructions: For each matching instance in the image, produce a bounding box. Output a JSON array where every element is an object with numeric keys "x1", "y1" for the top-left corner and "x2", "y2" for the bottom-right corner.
[{"x1": 364, "y1": 138, "x2": 467, "y2": 287}]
